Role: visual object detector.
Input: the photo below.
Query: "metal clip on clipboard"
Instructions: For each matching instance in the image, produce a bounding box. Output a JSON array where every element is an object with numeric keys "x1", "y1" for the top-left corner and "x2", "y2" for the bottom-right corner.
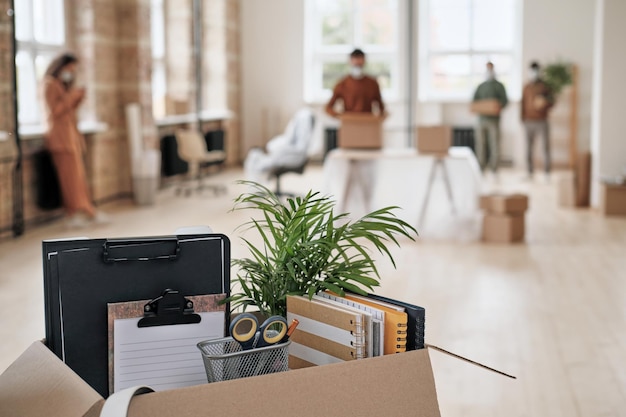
[
  {"x1": 103, "y1": 237, "x2": 181, "y2": 263},
  {"x1": 138, "y1": 289, "x2": 201, "y2": 328}
]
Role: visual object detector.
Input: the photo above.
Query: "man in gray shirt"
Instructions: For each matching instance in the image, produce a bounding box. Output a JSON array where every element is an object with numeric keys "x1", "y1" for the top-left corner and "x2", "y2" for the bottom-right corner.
[{"x1": 472, "y1": 62, "x2": 508, "y2": 176}]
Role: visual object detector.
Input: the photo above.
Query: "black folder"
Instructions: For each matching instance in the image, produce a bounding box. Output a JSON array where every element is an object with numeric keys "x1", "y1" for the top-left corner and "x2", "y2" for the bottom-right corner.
[{"x1": 42, "y1": 234, "x2": 230, "y2": 397}]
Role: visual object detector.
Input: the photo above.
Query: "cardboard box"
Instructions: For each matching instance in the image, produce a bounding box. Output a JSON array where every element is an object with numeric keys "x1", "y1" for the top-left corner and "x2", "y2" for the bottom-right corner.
[
  {"x1": 416, "y1": 126, "x2": 452, "y2": 155},
  {"x1": 338, "y1": 112, "x2": 383, "y2": 149},
  {"x1": 0, "y1": 341, "x2": 442, "y2": 417},
  {"x1": 470, "y1": 99, "x2": 501, "y2": 116},
  {"x1": 600, "y1": 183, "x2": 626, "y2": 216},
  {"x1": 482, "y1": 214, "x2": 525, "y2": 243},
  {"x1": 165, "y1": 97, "x2": 189, "y2": 115},
  {"x1": 479, "y1": 193, "x2": 529, "y2": 215}
]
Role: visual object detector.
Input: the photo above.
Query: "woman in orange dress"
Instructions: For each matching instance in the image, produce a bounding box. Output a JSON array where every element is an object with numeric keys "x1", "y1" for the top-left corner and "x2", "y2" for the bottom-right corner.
[{"x1": 42, "y1": 53, "x2": 107, "y2": 227}]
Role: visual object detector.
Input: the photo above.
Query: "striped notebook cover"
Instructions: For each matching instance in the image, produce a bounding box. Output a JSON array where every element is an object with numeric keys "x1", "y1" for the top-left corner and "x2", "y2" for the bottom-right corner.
[{"x1": 286, "y1": 295, "x2": 365, "y2": 369}]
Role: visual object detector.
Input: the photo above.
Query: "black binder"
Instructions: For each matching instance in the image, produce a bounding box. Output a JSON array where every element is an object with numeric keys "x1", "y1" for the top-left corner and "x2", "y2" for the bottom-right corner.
[{"x1": 42, "y1": 233, "x2": 230, "y2": 397}]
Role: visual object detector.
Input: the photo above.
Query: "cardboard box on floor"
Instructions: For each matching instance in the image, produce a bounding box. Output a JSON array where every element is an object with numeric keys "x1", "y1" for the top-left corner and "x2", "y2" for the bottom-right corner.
[
  {"x1": 480, "y1": 194, "x2": 529, "y2": 243},
  {"x1": 600, "y1": 182, "x2": 626, "y2": 216},
  {"x1": 479, "y1": 193, "x2": 529, "y2": 215},
  {"x1": 1, "y1": 341, "x2": 442, "y2": 417},
  {"x1": 482, "y1": 214, "x2": 525, "y2": 243},
  {"x1": 338, "y1": 112, "x2": 384, "y2": 149}
]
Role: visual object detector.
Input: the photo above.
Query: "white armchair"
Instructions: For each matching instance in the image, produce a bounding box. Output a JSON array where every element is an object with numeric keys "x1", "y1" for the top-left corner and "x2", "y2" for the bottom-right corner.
[{"x1": 244, "y1": 108, "x2": 315, "y2": 196}]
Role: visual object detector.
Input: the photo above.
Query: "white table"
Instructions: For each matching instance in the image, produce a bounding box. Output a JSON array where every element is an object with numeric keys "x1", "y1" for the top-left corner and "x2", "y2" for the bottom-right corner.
[{"x1": 323, "y1": 147, "x2": 483, "y2": 235}]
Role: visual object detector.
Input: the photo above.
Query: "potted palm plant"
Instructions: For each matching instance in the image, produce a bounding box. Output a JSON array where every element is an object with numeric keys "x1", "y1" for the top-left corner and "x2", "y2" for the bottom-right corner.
[
  {"x1": 225, "y1": 181, "x2": 417, "y2": 317},
  {"x1": 543, "y1": 61, "x2": 573, "y2": 95}
]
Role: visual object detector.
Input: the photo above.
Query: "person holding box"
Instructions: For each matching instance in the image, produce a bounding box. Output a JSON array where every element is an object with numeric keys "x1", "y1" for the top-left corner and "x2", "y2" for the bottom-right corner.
[
  {"x1": 471, "y1": 61, "x2": 508, "y2": 177},
  {"x1": 325, "y1": 48, "x2": 385, "y2": 118},
  {"x1": 521, "y1": 61, "x2": 554, "y2": 181}
]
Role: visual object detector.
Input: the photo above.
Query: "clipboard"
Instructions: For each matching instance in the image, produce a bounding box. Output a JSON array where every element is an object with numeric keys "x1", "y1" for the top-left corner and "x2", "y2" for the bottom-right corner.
[
  {"x1": 107, "y1": 290, "x2": 226, "y2": 394},
  {"x1": 42, "y1": 233, "x2": 230, "y2": 397}
]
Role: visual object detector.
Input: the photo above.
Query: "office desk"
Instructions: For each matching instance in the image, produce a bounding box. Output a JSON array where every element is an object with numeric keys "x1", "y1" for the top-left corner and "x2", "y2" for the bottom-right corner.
[{"x1": 323, "y1": 147, "x2": 483, "y2": 234}]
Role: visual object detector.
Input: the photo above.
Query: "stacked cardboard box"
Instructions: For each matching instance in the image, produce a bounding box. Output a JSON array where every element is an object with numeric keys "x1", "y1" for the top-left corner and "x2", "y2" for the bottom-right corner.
[{"x1": 480, "y1": 194, "x2": 529, "y2": 243}]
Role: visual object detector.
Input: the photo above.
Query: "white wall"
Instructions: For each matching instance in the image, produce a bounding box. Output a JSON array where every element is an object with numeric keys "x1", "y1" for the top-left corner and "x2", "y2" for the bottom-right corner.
[
  {"x1": 590, "y1": 0, "x2": 626, "y2": 205},
  {"x1": 240, "y1": 0, "x2": 305, "y2": 154},
  {"x1": 240, "y1": 0, "x2": 596, "y2": 167}
]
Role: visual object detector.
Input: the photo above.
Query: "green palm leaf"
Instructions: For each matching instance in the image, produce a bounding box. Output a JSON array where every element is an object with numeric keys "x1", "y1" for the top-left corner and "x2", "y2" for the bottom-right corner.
[{"x1": 224, "y1": 180, "x2": 417, "y2": 317}]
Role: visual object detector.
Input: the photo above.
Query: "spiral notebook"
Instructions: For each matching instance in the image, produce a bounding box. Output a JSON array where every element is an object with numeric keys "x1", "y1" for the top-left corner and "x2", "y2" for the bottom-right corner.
[
  {"x1": 286, "y1": 295, "x2": 365, "y2": 369},
  {"x1": 344, "y1": 293, "x2": 408, "y2": 354},
  {"x1": 367, "y1": 293, "x2": 426, "y2": 351},
  {"x1": 311, "y1": 294, "x2": 374, "y2": 358},
  {"x1": 317, "y1": 292, "x2": 385, "y2": 357}
]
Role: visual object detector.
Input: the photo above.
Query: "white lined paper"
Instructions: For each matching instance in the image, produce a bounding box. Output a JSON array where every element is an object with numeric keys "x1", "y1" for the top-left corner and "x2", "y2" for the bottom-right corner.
[{"x1": 113, "y1": 311, "x2": 223, "y2": 392}]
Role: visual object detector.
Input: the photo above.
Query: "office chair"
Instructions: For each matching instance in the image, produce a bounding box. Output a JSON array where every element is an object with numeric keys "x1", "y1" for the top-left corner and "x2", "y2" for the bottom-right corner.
[
  {"x1": 174, "y1": 129, "x2": 227, "y2": 196},
  {"x1": 244, "y1": 108, "x2": 316, "y2": 197}
]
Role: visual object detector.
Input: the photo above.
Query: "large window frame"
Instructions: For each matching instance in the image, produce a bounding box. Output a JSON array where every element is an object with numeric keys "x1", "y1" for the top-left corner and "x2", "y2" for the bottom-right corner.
[
  {"x1": 15, "y1": 0, "x2": 68, "y2": 126},
  {"x1": 304, "y1": 0, "x2": 401, "y2": 104},
  {"x1": 418, "y1": 0, "x2": 522, "y2": 102},
  {"x1": 150, "y1": 0, "x2": 167, "y2": 119}
]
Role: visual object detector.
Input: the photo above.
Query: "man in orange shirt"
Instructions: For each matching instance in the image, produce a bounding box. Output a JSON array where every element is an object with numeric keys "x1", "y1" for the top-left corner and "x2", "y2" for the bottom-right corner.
[{"x1": 325, "y1": 49, "x2": 385, "y2": 117}]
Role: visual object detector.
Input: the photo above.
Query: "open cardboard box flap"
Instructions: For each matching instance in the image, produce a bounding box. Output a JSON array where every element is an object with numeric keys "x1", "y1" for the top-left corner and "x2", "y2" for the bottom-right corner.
[{"x1": 1, "y1": 341, "x2": 442, "y2": 417}]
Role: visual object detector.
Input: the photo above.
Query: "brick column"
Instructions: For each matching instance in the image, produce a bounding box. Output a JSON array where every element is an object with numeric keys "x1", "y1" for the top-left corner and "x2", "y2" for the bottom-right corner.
[
  {"x1": 71, "y1": 0, "x2": 156, "y2": 202},
  {"x1": 0, "y1": 0, "x2": 17, "y2": 233}
]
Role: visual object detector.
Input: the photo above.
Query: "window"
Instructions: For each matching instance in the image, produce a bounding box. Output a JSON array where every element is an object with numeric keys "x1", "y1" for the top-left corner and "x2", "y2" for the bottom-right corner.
[
  {"x1": 15, "y1": 0, "x2": 67, "y2": 125},
  {"x1": 304, "y1": 0, "x2": 400, "y2": 103},
  {"x1": 418, "y1": 0, "x2": 521, "y2": 102},
  {"x1": 150, "y1": 0, "x2": 166, "y2": 119}
]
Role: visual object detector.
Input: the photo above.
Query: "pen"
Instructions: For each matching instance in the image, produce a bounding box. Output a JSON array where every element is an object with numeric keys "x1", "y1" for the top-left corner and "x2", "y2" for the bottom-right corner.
[{"x1": 286, "y1": 319, "x2": 299, "y2": 338}]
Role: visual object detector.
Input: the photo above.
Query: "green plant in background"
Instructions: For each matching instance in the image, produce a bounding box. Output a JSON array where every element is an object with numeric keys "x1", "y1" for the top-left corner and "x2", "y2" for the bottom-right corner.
[
  {"x1": 225, "y1": 181, "x2": 417, "y2": 317},
  {"x1": 542, "y1": 62, "x2": 573, "y2": 95}
]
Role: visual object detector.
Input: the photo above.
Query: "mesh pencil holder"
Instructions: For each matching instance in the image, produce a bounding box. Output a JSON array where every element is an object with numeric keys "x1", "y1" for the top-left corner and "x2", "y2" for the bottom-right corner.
[{"x1": 197, "y1": 336, "x2": 290, "y2": 383}]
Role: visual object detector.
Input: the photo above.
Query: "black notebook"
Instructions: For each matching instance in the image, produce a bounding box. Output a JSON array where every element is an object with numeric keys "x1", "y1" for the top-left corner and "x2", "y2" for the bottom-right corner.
[{"x1": 367, "y1": 294, "x2": 425, "y2": 351}]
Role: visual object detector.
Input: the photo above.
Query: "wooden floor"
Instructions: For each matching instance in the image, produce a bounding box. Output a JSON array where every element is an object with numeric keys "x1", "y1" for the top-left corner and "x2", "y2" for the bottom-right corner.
[{"x1": 0, "y1": 165, "x2": 625, "y2": 416}]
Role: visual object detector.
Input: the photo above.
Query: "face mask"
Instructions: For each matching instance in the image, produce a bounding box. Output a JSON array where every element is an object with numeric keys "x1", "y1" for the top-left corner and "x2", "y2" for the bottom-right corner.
[
  {"x1": 531, "y1": 68, "x2": 540, "y2": 81},
  {"x1": 486, "y1": 69, "x2": 495, "y2": 80},
  {"x1": 60, "y1": 71, "x2": 74, "y2": 83},
  {"x1": 350, "y1": 66, "x2": 364, "y2": 79}
]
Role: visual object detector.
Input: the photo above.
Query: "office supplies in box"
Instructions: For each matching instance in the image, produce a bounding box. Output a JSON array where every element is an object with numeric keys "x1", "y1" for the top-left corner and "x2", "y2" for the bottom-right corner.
[
  {"x1": 1, "y1": 306, "x2": 514, "y2": 417},
  {"x1": 338, "y1": 112, "x2": 383, "y2": 149},
  {"x1": 0, "y1": 340, "x2": 443, "y2": 417},
  {"x1": 287, "y1": 293, "x2": 425, "y2": 369},
  {"x1": 41, "y1": 233, "x2": 231, "y2": 397},
  {"x1": 2, "y1": 285, "x2": 514, "y2": 417},
  {"x1": 416, "y1": 126, "x2": 452, "y2": 155}
]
